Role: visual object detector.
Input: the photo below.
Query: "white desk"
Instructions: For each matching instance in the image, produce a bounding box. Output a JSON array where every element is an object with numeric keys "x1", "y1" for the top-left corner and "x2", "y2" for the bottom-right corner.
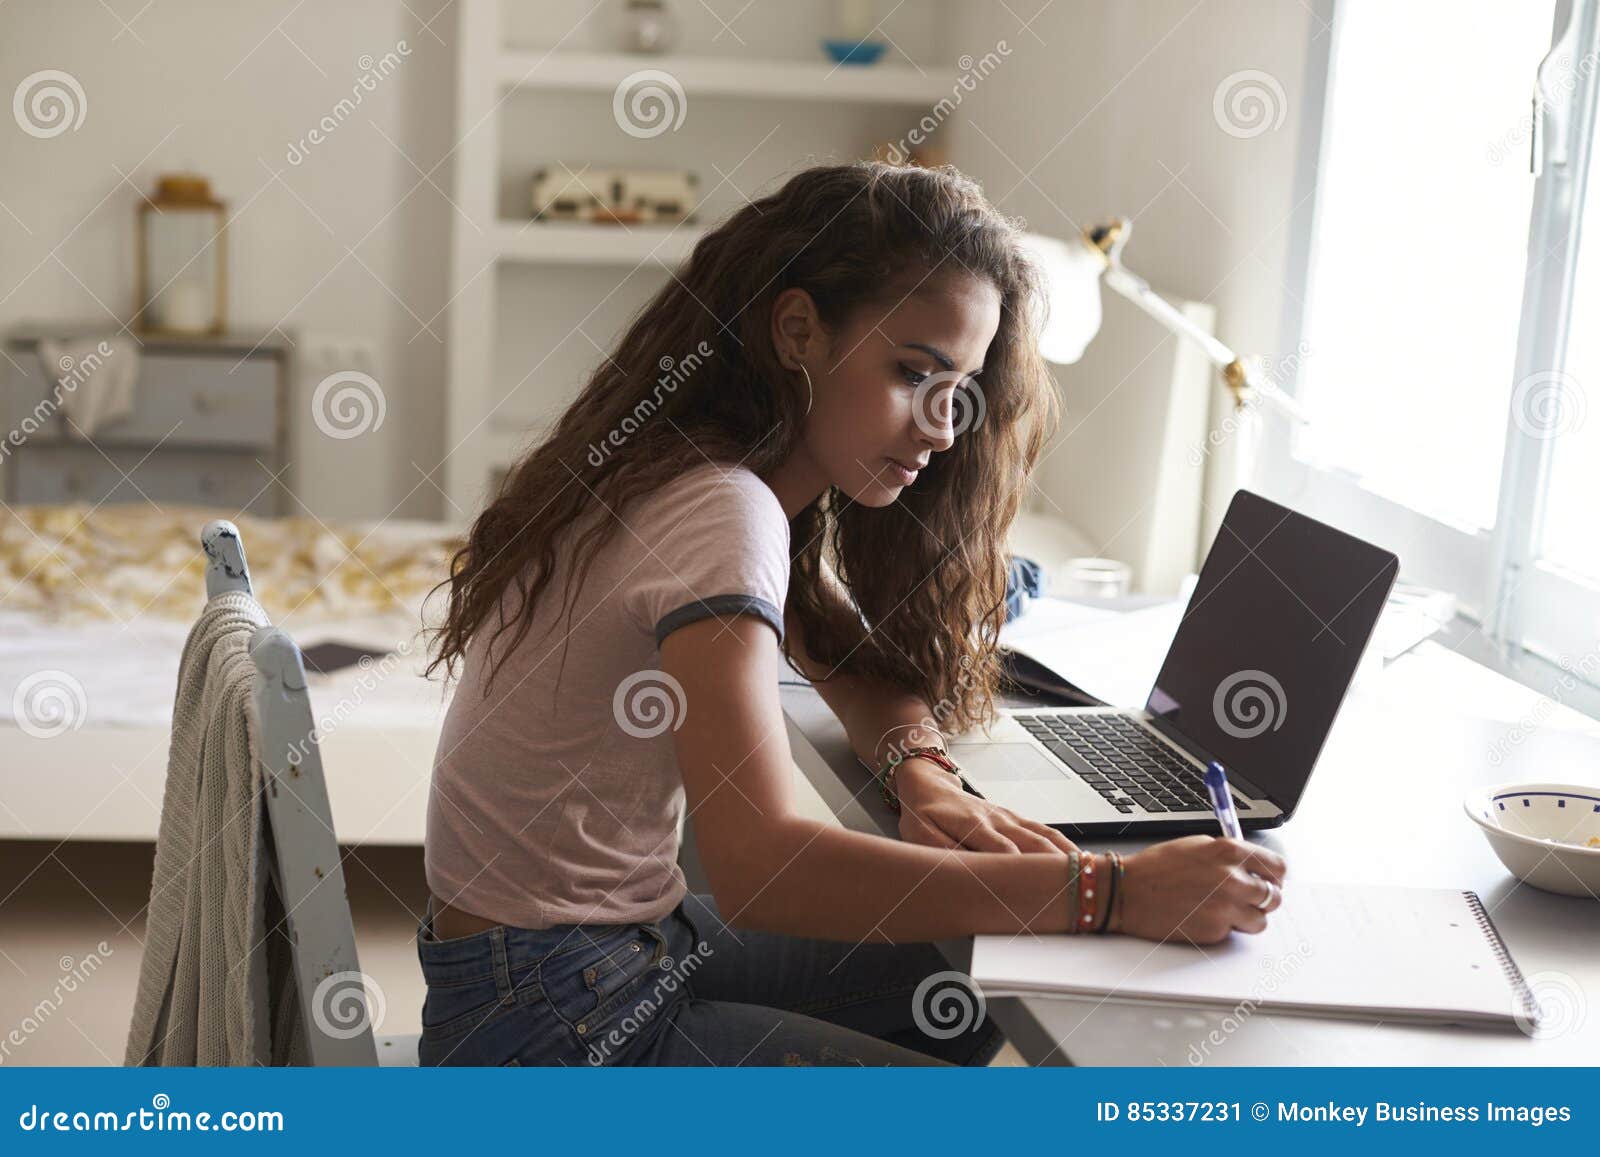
[{"x1": 780, "y1": 626, "x2": 1600, "y2": 1066}]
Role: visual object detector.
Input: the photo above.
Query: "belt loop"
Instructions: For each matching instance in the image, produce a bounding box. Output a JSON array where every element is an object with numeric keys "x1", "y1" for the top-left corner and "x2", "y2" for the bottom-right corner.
[{"x1": 490, "y1": 927, "x2": 512, "y2": 997}]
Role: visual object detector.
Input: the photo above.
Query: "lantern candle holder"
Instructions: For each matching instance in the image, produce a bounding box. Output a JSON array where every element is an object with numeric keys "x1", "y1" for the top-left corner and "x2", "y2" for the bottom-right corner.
[{"x1": 136, "y1": 173, "x2": 227, "y2": 336}]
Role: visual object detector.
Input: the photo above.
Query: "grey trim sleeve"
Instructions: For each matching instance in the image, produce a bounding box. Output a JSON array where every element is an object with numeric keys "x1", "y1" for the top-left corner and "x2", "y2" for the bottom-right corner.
[{"x1": 655, "y1": 593, "x2": 785, "y2": 648}]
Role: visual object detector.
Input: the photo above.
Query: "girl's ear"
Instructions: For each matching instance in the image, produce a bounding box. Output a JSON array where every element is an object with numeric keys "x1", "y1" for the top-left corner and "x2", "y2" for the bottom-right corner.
[{"x1": 771, "y1": 287, "x2": 826, "y2": 370}]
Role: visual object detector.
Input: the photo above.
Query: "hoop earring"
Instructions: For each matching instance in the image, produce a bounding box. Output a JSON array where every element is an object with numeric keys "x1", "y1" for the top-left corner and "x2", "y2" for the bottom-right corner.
[{"x1": 797, "y1": 364, "x2": 813, "y2": 416}]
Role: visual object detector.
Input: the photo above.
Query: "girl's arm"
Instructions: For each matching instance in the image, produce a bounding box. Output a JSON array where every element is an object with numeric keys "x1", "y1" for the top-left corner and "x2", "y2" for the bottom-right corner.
[
  {"x1": 783, "y1": 586, "x2": 1075, "y2": 856},
  {"x1": 662, "y1": 613, "x2": 1286, "y2": 944},
  {"x1": 662, "y1": 614, "x2": 1076, "y2": 941}
]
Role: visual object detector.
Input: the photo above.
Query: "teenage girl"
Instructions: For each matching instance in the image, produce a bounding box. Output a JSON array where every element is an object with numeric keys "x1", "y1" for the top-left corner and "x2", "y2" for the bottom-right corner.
[{"x1": 415, "y1": 161, "x2": 1286, "y2": 1067}]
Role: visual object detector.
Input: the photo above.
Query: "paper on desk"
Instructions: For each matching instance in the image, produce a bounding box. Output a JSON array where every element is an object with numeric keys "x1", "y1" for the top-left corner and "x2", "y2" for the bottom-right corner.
[
  {"x1": 1000, "y1": 600, "x2": 1183, "y2": 708},
  {"x1": 970, "y1": 882, "x2": 1527, "y2": 1027}
]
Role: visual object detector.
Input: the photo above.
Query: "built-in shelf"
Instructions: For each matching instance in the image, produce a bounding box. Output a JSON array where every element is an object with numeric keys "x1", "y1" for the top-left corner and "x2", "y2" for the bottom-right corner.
[
  {"x1": 492, "y1": 220, "x2": 707, "y2": 266},
  {"x1": 496, "y1": 49, "x2": 954, "y2": 105},
  {"x1": 447, "y1": 0, "x2": 959, "y2": 511}
]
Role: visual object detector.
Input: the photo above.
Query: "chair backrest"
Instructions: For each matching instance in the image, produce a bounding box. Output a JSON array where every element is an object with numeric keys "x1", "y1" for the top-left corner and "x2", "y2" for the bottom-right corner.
[{"x1": 201, "y1": 519, "x2": 378, "y2": 1066}]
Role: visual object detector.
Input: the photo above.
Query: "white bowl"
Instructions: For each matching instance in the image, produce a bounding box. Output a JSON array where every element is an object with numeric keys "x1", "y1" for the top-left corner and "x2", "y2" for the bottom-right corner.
[{"x1": 1464, "y1": 782, "x2": 1600, "y2": 899}]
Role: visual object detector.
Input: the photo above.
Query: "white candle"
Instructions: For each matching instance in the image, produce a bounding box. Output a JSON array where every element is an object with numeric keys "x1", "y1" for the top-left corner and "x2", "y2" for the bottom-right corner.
[
  {"x1": 836, "y1": 0, "x2": 873, "y2": 39},
  {"x1": 162, "y1": 280, "x2": 212, "y2": 332}
]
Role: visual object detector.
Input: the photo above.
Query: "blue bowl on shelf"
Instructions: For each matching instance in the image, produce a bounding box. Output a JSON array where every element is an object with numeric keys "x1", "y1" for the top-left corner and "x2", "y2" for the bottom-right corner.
[{"x1": 822, "y1": 38, "x2": 887, "y2": 65}]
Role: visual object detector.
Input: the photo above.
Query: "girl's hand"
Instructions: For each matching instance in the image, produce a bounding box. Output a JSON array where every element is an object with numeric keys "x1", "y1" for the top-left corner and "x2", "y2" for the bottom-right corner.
[
  {"x1": 1113, "y1": 835, "x2": 1286, "y2": 944},
  {"x1": 894, "y1": 759, "x2": 1079, "y2": 854}
]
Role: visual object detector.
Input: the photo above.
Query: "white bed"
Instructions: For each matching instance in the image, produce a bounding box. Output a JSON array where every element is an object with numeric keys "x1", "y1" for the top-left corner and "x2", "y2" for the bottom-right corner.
[
  {"x1": 0, "y1": 503, "x2": 463, "y2": 845},
  {"x1": 1, "y1": 501, "x2": 1099, "y2": 847}
]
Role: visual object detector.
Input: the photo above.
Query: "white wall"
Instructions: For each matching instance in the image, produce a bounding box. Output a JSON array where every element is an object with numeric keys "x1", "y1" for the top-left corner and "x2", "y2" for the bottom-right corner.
[
  {"x1": 0, "y1": 0, "x2": 455, "y2": 520},
  {"x1": 1, "y1": 0, "x2": 1321, "y2": 533},
  {"x1": 944, "y1": 0, "x2": 1322, "y2": 562}
]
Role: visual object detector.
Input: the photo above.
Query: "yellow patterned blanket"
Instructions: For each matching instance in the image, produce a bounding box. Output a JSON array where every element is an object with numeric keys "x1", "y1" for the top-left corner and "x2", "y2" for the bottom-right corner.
[{"x1": 0, "y1": 503, "x2": 463, "y2": 624}]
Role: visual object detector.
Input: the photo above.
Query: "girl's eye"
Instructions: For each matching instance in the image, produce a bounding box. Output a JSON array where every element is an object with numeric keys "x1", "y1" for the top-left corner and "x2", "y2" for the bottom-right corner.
[{"x1": 898, "y1": 363, "x2": 928, "y2": 387}]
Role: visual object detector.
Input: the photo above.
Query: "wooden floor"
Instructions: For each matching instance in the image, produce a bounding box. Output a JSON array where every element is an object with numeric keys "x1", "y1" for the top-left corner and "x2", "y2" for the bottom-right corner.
[{"x1": 0, "y1": 839, "x2": 1022, "y2": 1066}]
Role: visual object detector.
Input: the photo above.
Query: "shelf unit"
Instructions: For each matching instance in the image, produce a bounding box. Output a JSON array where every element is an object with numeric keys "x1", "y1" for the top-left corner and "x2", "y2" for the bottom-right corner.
[
  {"x1": 444, "y1": 0, "x2": 955, "y2": 513},
  {"x1": 494, "y1": 49, "x2": 955, "y2": 104},
  {"x1": 491, "y1": 219, "x2": 706, "y2": 267}
]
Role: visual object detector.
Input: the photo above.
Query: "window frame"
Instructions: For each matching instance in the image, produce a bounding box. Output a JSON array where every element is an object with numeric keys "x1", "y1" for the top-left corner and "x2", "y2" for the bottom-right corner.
[{"x1": 1259, "y1": 0, "x2": 1600, "y2": 668}]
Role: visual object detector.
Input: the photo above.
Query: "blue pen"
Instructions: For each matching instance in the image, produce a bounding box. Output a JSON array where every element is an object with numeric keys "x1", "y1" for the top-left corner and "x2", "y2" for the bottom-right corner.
[{"x1": 1203, "y1": 761, "x2": 1244, "y2": 840}]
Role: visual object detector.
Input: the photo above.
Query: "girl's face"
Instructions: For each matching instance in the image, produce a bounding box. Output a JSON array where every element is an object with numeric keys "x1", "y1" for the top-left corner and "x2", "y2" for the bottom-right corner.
[{"x1": 770, "y1": 272, "x2": 1003, "y2": 515}]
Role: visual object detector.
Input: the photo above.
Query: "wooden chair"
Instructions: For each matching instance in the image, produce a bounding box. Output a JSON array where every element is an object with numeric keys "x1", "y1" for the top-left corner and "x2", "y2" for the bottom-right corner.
[{"x1": 201, "y1": 519, "x2": 419, "y2": 1066}]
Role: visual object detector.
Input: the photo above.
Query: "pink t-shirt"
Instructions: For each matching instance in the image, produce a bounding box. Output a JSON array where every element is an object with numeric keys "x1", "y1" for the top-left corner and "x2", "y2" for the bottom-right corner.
[{"x1": 424, "y1": 461, "x2": 791, "y2": 929}]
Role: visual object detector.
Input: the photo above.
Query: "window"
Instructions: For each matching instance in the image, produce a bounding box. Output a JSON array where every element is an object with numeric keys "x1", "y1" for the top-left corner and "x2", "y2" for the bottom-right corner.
[{"x1": 1260, "y1": 0, "x2": 1600, "y2": 669}]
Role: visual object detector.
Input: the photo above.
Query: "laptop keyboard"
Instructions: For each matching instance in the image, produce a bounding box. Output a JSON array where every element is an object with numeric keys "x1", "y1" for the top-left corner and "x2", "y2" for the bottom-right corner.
[{"x1": 1013, "y1": 712, "x2": 1248, "y2": 816}]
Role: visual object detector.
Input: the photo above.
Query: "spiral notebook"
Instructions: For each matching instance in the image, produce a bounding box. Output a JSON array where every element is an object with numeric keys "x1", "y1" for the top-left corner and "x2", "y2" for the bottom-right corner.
[{"x1": 970, "y1": 883, "x2": 1538, "y2": 1029}]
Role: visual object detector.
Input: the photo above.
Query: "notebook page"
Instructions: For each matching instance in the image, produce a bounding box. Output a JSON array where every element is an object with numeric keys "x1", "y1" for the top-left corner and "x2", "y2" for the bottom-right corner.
[{"x1": 971, "y1": 883, "x2": 1522, "y2": 1024}]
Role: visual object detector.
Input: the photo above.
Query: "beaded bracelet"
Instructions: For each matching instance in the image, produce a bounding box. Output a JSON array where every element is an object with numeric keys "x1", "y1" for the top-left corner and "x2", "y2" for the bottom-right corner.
[
  {"x1": 1077, "y1": 852, "x2": 1101, "y2": 932},
  {"x1": 874, "y1": 745, "x2": 961, "y2": 814}
]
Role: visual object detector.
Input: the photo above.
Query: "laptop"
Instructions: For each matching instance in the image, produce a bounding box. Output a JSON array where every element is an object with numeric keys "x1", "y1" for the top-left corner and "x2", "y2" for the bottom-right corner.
[{"x1": 939, "y1": 490, "x2": 1399, "y2": 837}]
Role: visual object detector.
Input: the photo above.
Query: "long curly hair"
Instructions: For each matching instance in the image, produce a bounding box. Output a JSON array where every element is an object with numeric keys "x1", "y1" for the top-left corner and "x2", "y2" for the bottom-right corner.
[{"x1": 424, "y1": 160, "x2": 1061, "y2": 737}]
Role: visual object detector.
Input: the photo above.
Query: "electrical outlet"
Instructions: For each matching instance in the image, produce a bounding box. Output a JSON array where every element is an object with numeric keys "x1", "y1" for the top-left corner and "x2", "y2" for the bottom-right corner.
[{"x1": 301, "y1": 333, "x2": 379, "y2": 375}]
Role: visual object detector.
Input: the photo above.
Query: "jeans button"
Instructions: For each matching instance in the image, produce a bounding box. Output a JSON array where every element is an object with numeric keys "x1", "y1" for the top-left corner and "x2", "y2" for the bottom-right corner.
[
  {"x1": 576, "y1": 1022, "x2": 587, "y2": 1035},
  {"x1": 631, "y1": 942, "x2": 641, "y2": 952}
]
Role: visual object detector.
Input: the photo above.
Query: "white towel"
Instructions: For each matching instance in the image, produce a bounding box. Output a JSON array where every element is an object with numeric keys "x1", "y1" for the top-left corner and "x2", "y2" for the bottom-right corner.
[
  {"x1": 124, "y1": 592, "x2": 309, "y2": 1067},
  {"x1": 36, "y1": 334, "x2": 141, "y2": 438}
]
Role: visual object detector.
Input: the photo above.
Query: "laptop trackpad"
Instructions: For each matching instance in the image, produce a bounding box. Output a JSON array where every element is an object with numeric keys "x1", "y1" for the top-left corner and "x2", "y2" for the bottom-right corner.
[{"x1": 948, "y1": 742, "x2": 1067, "y2": 781}]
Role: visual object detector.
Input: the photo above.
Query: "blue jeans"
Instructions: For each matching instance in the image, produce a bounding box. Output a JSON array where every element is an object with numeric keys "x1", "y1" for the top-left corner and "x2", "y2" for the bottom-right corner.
[{"x1": 415, "y1": 892, "x2": 1007, "y2": 1066}]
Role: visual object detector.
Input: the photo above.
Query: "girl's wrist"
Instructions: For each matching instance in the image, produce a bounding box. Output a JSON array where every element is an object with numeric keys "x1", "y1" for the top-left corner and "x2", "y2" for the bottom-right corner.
[{"x1": 891, "y1": 755, "x2": 964, "y2": 802}]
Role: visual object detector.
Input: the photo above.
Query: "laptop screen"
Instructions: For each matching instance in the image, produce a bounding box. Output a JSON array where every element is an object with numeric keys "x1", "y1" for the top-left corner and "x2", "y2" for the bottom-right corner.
[{"x1": 1143, "y1": 490, "x2": 1398, "y2": 815}]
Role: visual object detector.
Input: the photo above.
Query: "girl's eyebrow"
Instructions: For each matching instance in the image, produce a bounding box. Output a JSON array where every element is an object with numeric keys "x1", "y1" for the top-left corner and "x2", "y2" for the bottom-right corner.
[{"x1": 903, "y1": 341, "x2": 984, "y2": 378}]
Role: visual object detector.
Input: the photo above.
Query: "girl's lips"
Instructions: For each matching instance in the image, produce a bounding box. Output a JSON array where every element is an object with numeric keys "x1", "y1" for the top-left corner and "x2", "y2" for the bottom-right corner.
[{"x1": 884, "y1": 457, "x2": 919, "y2": 485}]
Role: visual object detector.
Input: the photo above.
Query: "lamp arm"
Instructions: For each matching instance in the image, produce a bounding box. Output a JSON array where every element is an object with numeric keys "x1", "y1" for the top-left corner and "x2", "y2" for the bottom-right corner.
[{"x1": 1101, "y1": 265, "x2": 1311, "y2": 425}]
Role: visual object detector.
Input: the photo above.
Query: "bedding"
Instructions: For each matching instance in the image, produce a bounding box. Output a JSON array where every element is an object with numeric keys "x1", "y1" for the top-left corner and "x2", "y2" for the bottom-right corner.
[{"x1": 0, "y1": 503, "x2": 463, "y2": 730}]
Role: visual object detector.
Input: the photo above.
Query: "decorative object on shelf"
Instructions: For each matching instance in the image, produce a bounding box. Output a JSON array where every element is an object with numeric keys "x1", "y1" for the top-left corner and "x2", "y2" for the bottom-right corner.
[
  {"x1": 616, "y1": 0, "x2": 678, "y2": 54},
  {"x1": 135, "y1": 173, "x2": 227, "y2": 336},
  {"x1": 1052, "y1": 557, "x2": 1132, "y2": 600},
  {"x1": 870, "y1": 140, "x2": 947, "y2": 169},
  {"x1": 822, "y1": 38, "x2": 886, "y2": 65},
  {"x1": 1021, "y1": 219, "x2": 1309, "y2": 423},
  {"x1": 825, "y1": 0, "x2": 885, "y2": 65},
  {"x1": 529, "y1": 166, "x2": 698, "y2": 225}
]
